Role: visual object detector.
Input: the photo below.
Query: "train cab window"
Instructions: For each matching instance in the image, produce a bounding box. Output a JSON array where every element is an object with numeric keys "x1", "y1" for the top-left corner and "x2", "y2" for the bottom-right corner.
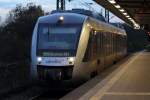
[
  {"x1": 37, "y1": 23, "x2": 82, "y2": 57},
  {"x1": 42, "y1": 27, "x2": 49, "y2": 34},
  {"x1": 50, "y1": 27, "x2": 77, "y2": 34},
  {"x1": 38, "y1": 24, "x2": 49, "y2": 42},
  {"x1": 38, "y1": 24, "x2": 80, "y2": 49}
]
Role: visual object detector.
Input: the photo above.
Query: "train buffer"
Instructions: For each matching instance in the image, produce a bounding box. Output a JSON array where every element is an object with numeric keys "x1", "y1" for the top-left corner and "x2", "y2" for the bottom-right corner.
[{"x1": 60, "y1": 51, "x2": 150, "y2": 100}]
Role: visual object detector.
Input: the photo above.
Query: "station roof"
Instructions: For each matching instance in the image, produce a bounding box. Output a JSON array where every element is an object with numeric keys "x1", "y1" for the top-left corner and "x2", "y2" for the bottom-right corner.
[{"x1": 94, "y1": 0, "x2": 150, "y2": 30}]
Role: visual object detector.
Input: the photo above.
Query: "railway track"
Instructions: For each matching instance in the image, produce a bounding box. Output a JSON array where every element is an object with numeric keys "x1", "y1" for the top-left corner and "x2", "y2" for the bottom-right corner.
[
  {"x1": 0, "y1": 81, "x2": 75, "y2": 100},
  {"x1": 0, "y1": 61, "x2": 78, "y2": 100},
  {"x1": 29, "y1": 86, "x2": 73, "y2": 100}
]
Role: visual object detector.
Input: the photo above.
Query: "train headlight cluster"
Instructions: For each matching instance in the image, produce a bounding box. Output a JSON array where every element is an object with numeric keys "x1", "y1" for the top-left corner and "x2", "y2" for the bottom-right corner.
[
  {"x1": 59, "y1": 16, "x2": 64, "y2": 21},
  {"x1": 37, "y1": 57, "x2": 42, "y2": 62},
  {"x1": 68, "y1": 57, "x2": 75, "y2": 64}
]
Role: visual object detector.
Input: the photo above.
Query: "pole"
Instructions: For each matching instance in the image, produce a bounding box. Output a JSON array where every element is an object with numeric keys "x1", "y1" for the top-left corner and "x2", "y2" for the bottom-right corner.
[
  {"x1": 105, "y1": 9, "x2": 109, "y2": 22},
  {"x1": 57, "y1": 0, "x2": 65, "y2": 10}
]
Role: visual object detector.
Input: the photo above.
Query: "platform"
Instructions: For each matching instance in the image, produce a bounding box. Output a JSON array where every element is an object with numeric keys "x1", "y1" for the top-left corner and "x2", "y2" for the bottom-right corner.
[{"x1": 60, "y1": 51, "x2": 150, "y2": 100}]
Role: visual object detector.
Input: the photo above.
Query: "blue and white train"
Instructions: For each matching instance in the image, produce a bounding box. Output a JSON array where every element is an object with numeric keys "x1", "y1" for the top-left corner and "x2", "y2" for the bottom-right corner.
[{"x1": 31, "y1": 9, "x2": 127, "y2": 81}]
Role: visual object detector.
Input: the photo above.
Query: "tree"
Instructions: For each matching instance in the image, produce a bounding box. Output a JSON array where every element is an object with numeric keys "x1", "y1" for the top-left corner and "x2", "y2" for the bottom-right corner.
[{"x1": 0, "y1": 3, "x2": 44, "y2": 62}]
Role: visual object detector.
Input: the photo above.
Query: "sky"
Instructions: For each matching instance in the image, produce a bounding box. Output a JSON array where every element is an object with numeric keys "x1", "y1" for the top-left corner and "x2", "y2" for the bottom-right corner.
[{"x1": 0, "y1": 0, "x2": 124, "y2": 24}]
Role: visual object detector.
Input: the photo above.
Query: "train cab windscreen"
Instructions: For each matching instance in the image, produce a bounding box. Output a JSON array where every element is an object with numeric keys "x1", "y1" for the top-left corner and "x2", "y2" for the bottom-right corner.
[{"x1": 37, "y1": 23, "x2": 81, "y2": 57}]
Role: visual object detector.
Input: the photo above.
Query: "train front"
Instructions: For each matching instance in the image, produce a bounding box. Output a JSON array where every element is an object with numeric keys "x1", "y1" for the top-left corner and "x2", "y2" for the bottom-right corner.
[{"x1": 31, "y1": 13, "x2": 85, "y2": 81}]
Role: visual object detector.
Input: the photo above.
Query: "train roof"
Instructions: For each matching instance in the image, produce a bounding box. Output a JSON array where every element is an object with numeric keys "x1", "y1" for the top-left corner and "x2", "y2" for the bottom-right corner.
[
  {"x1": 38, "y1": 10, "x2": 126, "y2": 36},
  {"x1": 110, "y1": 23, "x2": 125, "y2": 29},
  {"x1": 51, "y1": 9, "x2": 106, "y2": 22},
  {"x1": 38, "y1": 12, "x2": 86, "y2": 24},
  {"x1": 88, "y1": 17, "x2": 126, "y2": 36}
]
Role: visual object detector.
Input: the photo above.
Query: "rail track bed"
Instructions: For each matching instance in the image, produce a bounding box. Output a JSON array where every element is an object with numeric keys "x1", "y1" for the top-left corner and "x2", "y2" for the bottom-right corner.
[{"x1": 0, "y1": 82, "x2": 75, "y2": 100}]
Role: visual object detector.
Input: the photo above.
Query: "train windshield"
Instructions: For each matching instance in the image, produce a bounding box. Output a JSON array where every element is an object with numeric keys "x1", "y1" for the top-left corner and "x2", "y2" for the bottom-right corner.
[{"x1": 37, "y1": 24, "x2": 82, "y2": 56}]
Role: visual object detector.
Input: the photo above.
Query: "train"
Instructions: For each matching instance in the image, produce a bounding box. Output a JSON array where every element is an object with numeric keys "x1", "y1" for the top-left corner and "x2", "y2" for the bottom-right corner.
[{"x1": 31, "y1": 9, "x2": 127, "y2": 82}]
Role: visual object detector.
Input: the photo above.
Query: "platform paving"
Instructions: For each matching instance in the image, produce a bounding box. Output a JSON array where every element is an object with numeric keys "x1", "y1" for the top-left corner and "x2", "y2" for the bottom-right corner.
[{"x1": 60, "y1": 51, "x2": 150, "y2": 100}]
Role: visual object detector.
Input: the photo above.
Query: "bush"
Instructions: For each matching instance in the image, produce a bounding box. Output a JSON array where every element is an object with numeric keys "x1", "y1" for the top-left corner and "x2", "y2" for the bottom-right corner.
[{"x1": 0, "y1": 3, "x2": 44, "y2": 62}]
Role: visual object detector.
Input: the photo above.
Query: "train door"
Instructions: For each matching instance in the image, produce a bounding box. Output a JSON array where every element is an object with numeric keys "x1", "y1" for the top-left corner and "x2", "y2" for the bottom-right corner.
[
  {"x1": 82, "y1": 30, "x2": 96, "y2": 61},
  {"x1": 104, "y1": 32, "x2": 109, "y2": 68},
  {"x1": 98, "y1": 31, "x2": 105, "y2": 71},
  {"x1": 91, "y1": 30, "x2": 97, "y2": 60}
]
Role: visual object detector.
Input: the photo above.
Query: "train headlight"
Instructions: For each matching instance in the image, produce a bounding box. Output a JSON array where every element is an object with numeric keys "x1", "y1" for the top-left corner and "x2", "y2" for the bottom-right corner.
[
  {"x1": 68, "y1": 57, "x2": 75, "y2": 64},
  {"x1": 37, "y1": 57, "x2": 42, "y2": 62},
  {"x1": 59, "y1": 16, "x2": 64, "y2": 21}
]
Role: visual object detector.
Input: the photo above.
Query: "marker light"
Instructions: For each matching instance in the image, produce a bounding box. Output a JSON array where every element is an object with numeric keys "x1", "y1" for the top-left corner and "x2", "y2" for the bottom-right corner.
[
  {"x1": 59, "y1": 16, "x2": 64, "y2": 21},
  {"x1": 37, "y1": 57, "x2": 42, "y2": 62}
]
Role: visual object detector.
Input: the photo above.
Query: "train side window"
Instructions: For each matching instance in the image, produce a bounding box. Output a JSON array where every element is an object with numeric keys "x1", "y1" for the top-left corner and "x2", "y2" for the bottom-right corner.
[
  {"x1": 83, "y1": 31, "x2": 92, "y2": 62},
  {"x1": 105, "y1": 32, "x2": 108, "y2": 56},
  {"x1": 92, "y1": 30, "x2": 98, "y2": 58},
  {"x1": 101, "y1": 32, "x2": 105, "y2": 56},
  {"x1": 99, "y1": 32, "x2": 103, "y2": 57},
  {"x1": 97, "y1": 32, "x2": 101, "y2": 56}
]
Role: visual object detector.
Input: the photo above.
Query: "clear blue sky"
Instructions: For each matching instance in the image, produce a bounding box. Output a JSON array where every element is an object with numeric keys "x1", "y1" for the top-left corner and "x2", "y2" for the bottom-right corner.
[{"x1": 0, "y1": 0, "x2": 124, "y2": 24}]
